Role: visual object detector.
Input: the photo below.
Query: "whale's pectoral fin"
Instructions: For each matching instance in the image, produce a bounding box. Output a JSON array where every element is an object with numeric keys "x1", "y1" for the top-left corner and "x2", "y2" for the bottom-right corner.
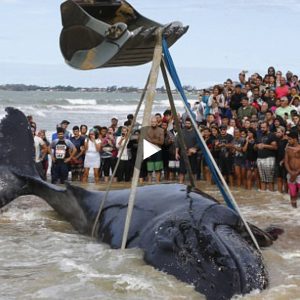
[{"x1": 240, "y1": 223, "x2": 276, "y2": 248}]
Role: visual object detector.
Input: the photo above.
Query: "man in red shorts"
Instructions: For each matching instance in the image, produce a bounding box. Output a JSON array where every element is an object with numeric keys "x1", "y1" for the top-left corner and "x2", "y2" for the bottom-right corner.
[{"x1": 284, "y1": 131, "x2": 300, "y2": 208}]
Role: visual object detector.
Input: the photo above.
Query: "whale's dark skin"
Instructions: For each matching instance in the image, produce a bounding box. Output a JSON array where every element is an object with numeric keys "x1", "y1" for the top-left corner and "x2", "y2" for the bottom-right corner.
[{"x1": 0, "y1": 107, "x2": 271, "y2": 300}]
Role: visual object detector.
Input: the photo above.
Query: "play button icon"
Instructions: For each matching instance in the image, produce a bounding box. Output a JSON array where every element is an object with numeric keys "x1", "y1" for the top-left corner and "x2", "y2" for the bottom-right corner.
[{"x1": 143, "y1": 139, "x2": 161, "y2": 160}]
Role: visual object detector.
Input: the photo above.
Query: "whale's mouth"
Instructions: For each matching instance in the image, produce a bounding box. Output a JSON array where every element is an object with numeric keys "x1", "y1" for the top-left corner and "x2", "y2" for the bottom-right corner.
[
  {"x1": 146, "y1": 211, "x2": 267, "y2": 300},
  {"x1": 215, "y1": 225, "x2": 268, "y2": 292}
]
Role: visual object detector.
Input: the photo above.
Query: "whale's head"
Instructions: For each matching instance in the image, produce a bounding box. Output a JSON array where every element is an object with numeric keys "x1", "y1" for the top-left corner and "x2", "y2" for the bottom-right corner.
[{"x1": 140, "y1": 203, "x2": 268, "y2": 300}]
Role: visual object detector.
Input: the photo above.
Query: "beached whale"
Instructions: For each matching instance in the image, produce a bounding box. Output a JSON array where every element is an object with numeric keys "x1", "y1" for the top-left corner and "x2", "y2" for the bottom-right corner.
[{"x1": 0, "y1": 107, "x2": 275, "y2": 299}]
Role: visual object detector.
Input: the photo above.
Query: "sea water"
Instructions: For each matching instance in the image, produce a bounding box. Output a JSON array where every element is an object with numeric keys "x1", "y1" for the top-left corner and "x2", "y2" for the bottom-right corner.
[
  {"x1": 0, "y1": 90, "x2": 195, "y2": 134},
  {"x1": 1, "y1": 91, "x2": 300, "y2": 299}
]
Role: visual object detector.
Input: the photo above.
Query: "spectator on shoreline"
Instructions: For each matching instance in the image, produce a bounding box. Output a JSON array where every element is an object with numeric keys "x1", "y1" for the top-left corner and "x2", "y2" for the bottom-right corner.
[
  {"x1": 215, "y1": 125, "x2": 234, "y2": 187},
  {"x1": 101, "y1": 127, "x2": 117, "y2": 183},
  {"x1": 275, "y1": 127, "x2": 288, "y2": 193},
  {"x1": 50, "y1": 127, "x2": 76, "y2": 184},
  {"x1": 255, "y1": 121, "x2": 278, "y2": 191},
  {"x1": 70, "y1": 126, "x2": 85, "y2": 181},
  {"x1": 175, "y1": 118, "x2": 198, "y2": 184},
  {"x1": 275, "y1": 77, "x2": 289, "y2": 99},
  {"x1": 230, "y1": 84, "x2": 246, "y2": 117},
  {"x1": 116, "y1": 126, "x2": 132, "y2": 182},
  {"x1": 146, "y1": 117, "x2": 164, "y2": 183},
  {"x1": 285, "y1": 131, "x2": 300, "y2": 208},
  {"x1": 237, "y1": 97, "x2": 257, "y2": 122},
  {"x1": 82, "y1": 129, "x2": 102, "y2": 184}
]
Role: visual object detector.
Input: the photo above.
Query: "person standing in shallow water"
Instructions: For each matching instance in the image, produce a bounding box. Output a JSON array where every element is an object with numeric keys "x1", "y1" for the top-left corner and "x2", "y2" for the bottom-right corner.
[{"x1": 284, "y1": 131, "x2": 300, "y2": 208}]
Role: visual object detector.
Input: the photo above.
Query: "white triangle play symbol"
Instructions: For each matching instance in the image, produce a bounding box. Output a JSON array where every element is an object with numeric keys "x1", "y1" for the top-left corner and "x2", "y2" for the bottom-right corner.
[{"x1": 143, "y1": 139, "x2": 161, "y2": 160}]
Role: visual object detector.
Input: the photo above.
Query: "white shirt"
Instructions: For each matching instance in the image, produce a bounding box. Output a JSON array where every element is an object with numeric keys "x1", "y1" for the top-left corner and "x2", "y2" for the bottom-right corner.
[
  {"x1": 116, "y1": 136, "x2": 131, "y2": 160},
  {"x1": 34, "y1": 136, "x2": 45, "y2": 163}
]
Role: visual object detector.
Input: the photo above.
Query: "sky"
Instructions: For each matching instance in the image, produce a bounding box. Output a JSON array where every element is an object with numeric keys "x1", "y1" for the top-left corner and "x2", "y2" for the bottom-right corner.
[{"x1": 0, "y1": 0, "x2": 300, "y2": 88}]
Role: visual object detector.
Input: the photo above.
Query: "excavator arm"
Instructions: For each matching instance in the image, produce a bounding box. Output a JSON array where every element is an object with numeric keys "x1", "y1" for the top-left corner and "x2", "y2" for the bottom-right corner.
[{"x1": 60, "y1": 0, "x2": 188, "y2": 69}]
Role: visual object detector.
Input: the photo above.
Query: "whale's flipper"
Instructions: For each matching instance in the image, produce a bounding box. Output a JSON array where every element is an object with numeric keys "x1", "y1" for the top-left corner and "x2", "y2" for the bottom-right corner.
[{"x1": 0, "y1": 107, "x2": 39, "y2": 208}]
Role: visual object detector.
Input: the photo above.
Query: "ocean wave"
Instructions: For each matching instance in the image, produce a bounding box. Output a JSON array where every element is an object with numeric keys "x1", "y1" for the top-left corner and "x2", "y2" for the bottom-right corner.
[{"x1": 65, "y1": 98, "x2": 97, "y2": 105}]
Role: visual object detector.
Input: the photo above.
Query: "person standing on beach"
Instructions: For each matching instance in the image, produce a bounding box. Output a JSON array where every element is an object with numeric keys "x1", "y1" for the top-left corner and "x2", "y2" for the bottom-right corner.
[
  {"x1": 215, "y1": 125, "x2": 234, "y2": 187},
  {"x1": 80, "y1": 124, "x2": 88, "y2": 139},
  {"x1": 275, "y1": 97, "x2": 295, "y2": 121},
  {"x1": 50, "y1": 127, "x2": 76, "y2": 184},
  {"x1": 82, "y1": 129, "x2": 102, "y2": 184},
  {"x1": 255, "y1": 121, "x2": 278, "y2": 191},
  {"x1": 275, "y1": 77, "x2": 290, "y2": 99},
  {"x1": 146, "y1": 117, "x2": 164, "y2": 183},
  {"x1": 175, "y1": 118, "x2": 198, "y2": 184},
  {"x1": 116, "y1": 126, "x2": 132, "y2": 182},
  {"x1": 284, "y1": 131, "x2": 300, "y2": 208},
  {"x1": 101, "y1": 127, "x2": 117, "y2": 183},
  {"x1": 110, "y1": 116, "x2": 119, "y2": 135},
  {"x1": 230, "y1": 84, "x2": 246, "y2": 118},
  {"x1": 32, "y1": 126, "x2": 47, "y2": 180},
  {"x1": 52, "y1": 120, "x2": 71, "y2": 141},
  {"x1": 37, "y1": 129, "x2": 50, "y2": 180},
  {"x1": 70, "y1": 126, "x2": 85, "y2": 181}
]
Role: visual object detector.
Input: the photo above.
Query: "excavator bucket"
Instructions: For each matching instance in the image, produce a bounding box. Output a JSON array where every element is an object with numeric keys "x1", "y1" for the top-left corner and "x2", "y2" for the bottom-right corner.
[{"x1": 60, "y1": 0, "x2": 188, "y2": 70}]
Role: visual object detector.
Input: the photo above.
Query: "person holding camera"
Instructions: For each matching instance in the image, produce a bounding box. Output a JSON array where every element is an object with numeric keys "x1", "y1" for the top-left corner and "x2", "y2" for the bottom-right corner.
[
  {"x1": 101, "y1": 127, "x2": 117, "y2": 183},
  {"x1": 116, "y1": 126, "x2": 132, "y2": 182},
  {"x1": 82, "y1": 129, "x2": 102, "y2": 184},
  {"x1": 207, "y1": 85, "x2": 225, "y2": 125}
]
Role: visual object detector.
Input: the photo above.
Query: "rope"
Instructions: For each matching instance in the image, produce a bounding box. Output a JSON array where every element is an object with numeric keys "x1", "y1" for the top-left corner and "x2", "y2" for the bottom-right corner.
[{"x1": 160, "y1": 61, "x2": 195, "y2": 188}]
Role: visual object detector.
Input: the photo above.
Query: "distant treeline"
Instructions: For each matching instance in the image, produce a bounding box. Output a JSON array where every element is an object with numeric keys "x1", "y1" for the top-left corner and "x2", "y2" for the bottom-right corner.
[{"x1": 0, "y1": 84, "x2": 199, "y2": 94}]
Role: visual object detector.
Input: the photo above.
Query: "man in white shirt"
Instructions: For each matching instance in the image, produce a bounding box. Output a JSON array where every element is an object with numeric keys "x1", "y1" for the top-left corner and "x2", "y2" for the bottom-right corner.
[{"x1": 31, "y1": 126, "x2": 47, "y2": 180}]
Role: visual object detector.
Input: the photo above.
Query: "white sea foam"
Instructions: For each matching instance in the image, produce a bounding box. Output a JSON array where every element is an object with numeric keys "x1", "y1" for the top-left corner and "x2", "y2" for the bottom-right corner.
[
  {"x1": 66, "y1": 99, "x2": 97, "y2": 105},
  {"x1": 281, "y1": 251, "x2": 300, "y2": 260}
]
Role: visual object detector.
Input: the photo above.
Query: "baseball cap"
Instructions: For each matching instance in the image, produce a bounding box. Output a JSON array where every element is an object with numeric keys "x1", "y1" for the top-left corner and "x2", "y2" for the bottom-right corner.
[
  {"x1": 61, "y1": 120, "x2": 70, "y2": 125},
  {"x1": 111, "y1": 116, "x2": 118, "y2": 121}
]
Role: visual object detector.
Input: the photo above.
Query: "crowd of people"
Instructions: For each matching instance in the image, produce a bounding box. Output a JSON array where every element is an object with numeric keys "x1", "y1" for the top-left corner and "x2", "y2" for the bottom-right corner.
[{"x1": 29, "y1": 66, "x2": 300, "y2": 208}]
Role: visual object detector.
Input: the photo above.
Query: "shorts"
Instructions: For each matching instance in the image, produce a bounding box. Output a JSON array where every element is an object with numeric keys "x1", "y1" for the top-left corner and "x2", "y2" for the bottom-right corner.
[
  {"x1": 168, "y1": 160, "x2": 180, "y2": 169},
  {"x1": 234, "y1": 156, "x2": 246, "y2": 168},
  {"x1": 276, "y1": 164, "x2": 287, "y2": 179},
  {"x1": 147, "y1": 160, "x2": 164, "y2": 172},
  {"x1": 179, "y1": 154, "x2": 197, "y2": 175},
  {"x1": 245, "y1": 160, "x2": 257, "y2": 171},
  {"x1": 257, "y1": 157, "x2": 275, "y2": 183},
  {"x1": 70, "y1": 162, "x2": 83, "y2": 174},
  {"x1": 218, "y1": 155, "x2": 234, "y2": 176},
  {"x1": 287, "y1": 174, "x2": 300, "y2": 197}
]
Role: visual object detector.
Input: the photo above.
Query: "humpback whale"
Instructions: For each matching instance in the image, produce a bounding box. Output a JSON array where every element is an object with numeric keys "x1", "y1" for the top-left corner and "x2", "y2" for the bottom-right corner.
[{"x1": 0, "y1": 107, "x2": 276, "y2": 300}]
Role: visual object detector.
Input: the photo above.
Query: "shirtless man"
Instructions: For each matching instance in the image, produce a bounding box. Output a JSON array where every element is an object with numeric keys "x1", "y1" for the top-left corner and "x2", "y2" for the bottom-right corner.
[
  {"x1": 146, "y1": 117, "x2": 164, "y2": 183},
  {"x1": 284, "y1": 131, "x2": 300, "y2": 208}
]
